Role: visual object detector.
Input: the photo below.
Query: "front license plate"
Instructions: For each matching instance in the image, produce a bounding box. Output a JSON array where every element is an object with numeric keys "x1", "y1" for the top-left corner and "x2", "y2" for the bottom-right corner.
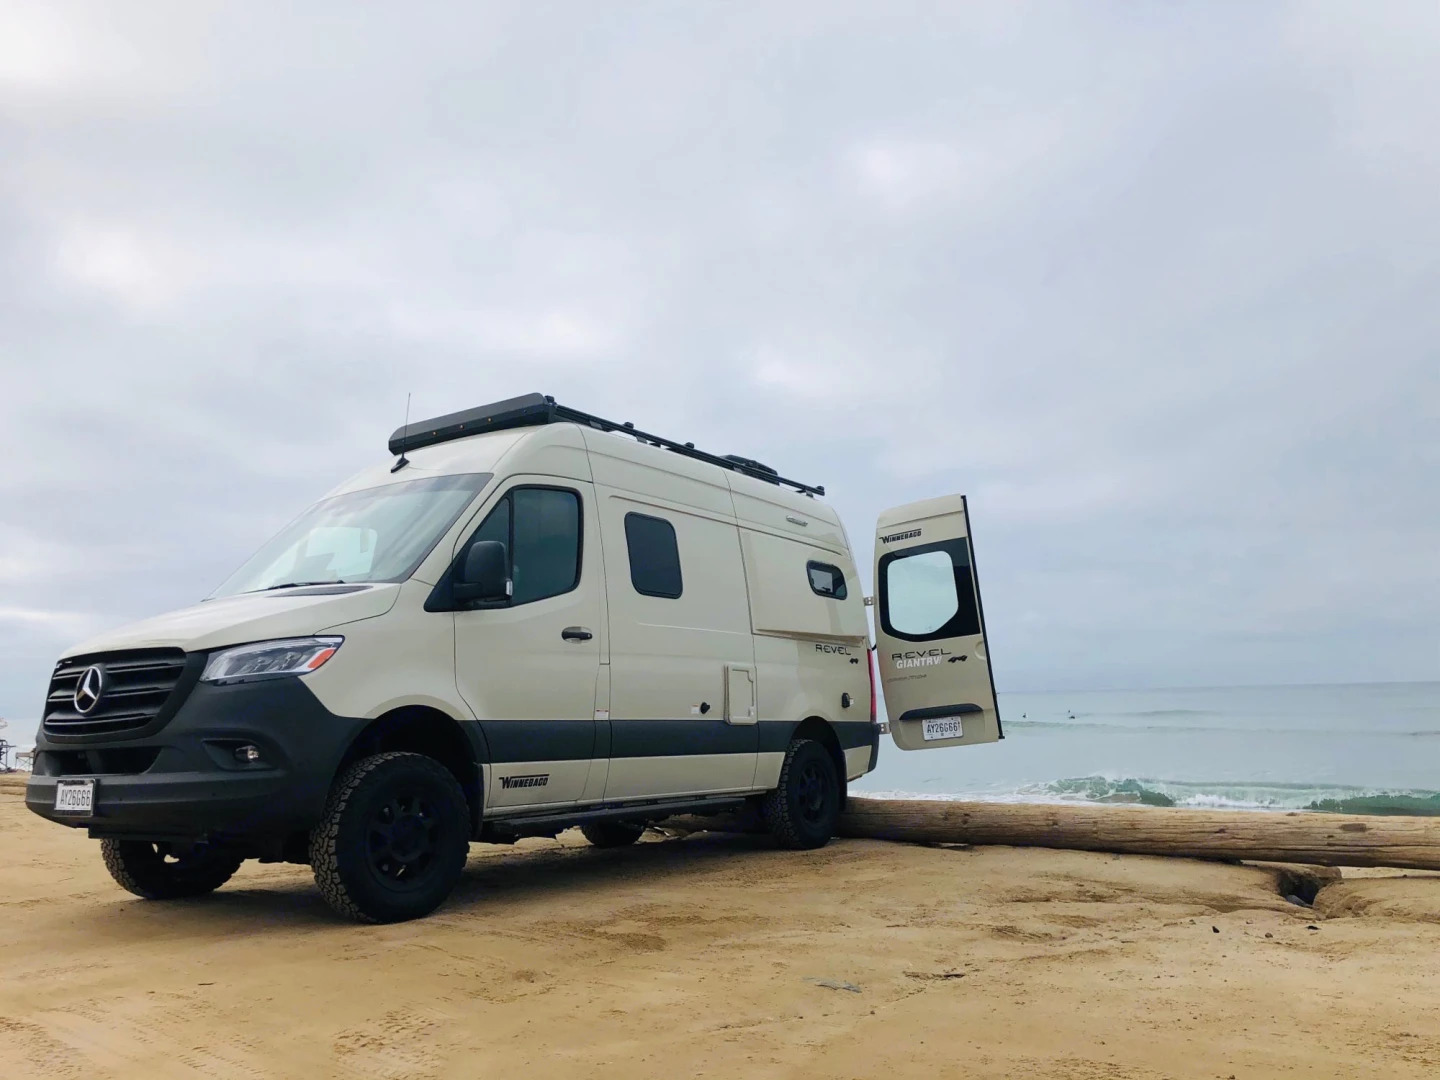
[
  {"x1": 921, "y1": 716, "x2": 965, "y2": 742},
  {"x1": 54, "y1": 779, "x2": 95, "y2": 815}
]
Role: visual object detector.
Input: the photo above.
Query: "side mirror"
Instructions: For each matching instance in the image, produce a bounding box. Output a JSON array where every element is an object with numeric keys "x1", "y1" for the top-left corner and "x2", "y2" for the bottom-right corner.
[{"x1": 454, "y1": 540, "x2": 510, "y2": 604}]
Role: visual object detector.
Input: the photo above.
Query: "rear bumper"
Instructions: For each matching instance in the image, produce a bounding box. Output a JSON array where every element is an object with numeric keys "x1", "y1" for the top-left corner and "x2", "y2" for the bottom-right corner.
[{"x1": 26, "y1": 677, "x2": 366, "y2": 842}]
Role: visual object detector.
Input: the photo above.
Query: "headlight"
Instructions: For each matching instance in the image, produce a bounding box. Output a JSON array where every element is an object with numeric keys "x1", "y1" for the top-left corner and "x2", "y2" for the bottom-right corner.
[{"x1": 201, "y1": 637, "x2": 343, "y2": 684}]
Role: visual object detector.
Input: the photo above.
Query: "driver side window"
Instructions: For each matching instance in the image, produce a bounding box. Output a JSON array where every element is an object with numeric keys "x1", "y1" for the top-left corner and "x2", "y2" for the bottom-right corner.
[
  {"x1": 472, "y1": 495, "x2": 509, "y2": 548},
  {"x1": 465, "y1": 487, "x2": 580, "y2": 605}
]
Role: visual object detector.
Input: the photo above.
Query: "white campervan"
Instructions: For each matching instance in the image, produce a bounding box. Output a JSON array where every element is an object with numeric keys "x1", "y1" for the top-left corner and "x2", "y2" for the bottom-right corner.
[{"x1": 27, "y1": 394, "x2": 1000, "y2": 922}]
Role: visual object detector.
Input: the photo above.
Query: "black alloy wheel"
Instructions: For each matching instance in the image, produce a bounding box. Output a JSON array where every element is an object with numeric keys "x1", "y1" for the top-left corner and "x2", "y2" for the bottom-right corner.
[
  {"x1": 367, "y1": 789, "x2": 444, "y2": 884},
  {"x1": 793, "y1": 757, "x2": 832, "y2": 829}
]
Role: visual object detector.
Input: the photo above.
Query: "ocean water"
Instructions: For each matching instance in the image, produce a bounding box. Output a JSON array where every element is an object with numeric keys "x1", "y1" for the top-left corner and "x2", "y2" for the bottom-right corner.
[
  {"x1": 856, "y1": 681, "x2": 1440, "y2": 815},
  {"x1": 8, "y1": 682, "x2": 1440, "y2": 815}
]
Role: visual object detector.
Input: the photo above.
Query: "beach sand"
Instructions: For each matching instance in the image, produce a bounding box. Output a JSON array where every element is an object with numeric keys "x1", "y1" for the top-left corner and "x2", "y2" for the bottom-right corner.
[{"x1": 3, "y1": 775, "x2": 1438, "y2": 1079}]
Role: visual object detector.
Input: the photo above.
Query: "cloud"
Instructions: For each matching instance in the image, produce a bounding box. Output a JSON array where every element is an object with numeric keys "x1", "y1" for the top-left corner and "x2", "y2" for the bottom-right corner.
[
  {"x1": 1, "y1": 0, "x2": 1437, "y2": 728},
  {"x1": 52, "y1": 220, "x2": 201, "y2": 313},
  {"x1": 0, "y1": 606, "x2": 101, "y2": 638}
]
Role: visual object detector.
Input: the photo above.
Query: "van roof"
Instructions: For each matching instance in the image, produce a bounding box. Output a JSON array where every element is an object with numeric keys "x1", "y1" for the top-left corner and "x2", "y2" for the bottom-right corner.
[{"x1": 389, "y1": 393, "x2": 825, "y2": 498}]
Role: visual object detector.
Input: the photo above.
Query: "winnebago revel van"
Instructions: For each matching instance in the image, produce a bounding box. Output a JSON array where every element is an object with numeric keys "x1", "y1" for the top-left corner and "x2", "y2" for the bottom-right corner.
[{"x1": 27, "y1": 394, "x2": 1001, "y2": 922}]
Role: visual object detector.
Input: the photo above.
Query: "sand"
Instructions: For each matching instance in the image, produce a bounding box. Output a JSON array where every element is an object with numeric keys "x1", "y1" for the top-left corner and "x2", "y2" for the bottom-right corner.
[{"x1": 3, "y1": 775, "x2": 1439, "y2": 1079}]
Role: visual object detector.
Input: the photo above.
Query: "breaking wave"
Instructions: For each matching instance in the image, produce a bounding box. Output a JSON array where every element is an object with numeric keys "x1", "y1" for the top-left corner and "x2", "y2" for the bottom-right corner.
[
  {"x1": 860, "y1": 776, "x2": 1440, "y2": 815},
  {"x1": 1003, "y1": 720, "x2": 1440, "y2": 736}
]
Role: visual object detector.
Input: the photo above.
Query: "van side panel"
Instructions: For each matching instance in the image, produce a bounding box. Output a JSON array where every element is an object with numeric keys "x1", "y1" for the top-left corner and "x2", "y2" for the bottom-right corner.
[
  {"x1": 579, "y1": 427, "x2": 874, "y2": 797},
  {"x1": 581, "y1": 428, "x2": 737, "y2": 518},
  {"x1": 599, "y1": 492, "x2": 754, "y2": 723},
  {"x1": 738, "y1": 530, "x2": 868, "y2": 641},
  {"x1": 588, "y1": 458, "x2": 760, "y2": 799},
  {"x1": 726, "y1": 472, "x2": 849, "y2": 556},
  {"x1": 732, "y1": 526, "x2": 870, "y2": 789},
  {"x1": 749, "y1": 636, "x2": 874, "y2": 788}
]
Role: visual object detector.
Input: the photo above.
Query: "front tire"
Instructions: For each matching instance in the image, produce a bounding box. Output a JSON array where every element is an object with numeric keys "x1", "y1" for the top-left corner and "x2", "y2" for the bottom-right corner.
[
  {"x1": 580, "y1": 820, "x2": 645, "y2": 848},
  {"x1": 100, "y1": 839, "x2": 245, "y2": 900},
  {"x1": 763, "y1": 738, "x2": 841, "y2": 850},
  {"x1": 309, "y1": 752, "x2": 470, "y2": 923}
]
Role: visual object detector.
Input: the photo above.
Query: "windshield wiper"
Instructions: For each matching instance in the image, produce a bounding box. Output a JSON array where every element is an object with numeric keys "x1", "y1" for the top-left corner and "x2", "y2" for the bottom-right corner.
[{"x1": 258, "y1": 580, "x2": 348, "y2": 591}]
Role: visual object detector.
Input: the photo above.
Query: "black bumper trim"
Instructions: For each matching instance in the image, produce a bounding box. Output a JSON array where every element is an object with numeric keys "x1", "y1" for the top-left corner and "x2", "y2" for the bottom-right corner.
[
  {"x1": 27, "y1": 677, "x2": 367, "y2": 841},
  {"x1": 26, "y1": 687, "x2": 879, "y2": 841}
]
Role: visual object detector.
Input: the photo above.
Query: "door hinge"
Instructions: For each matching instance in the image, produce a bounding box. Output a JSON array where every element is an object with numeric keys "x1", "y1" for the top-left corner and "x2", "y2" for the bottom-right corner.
[{"x1": 863, "y1": 595, "x2": 875, "y2": 607}]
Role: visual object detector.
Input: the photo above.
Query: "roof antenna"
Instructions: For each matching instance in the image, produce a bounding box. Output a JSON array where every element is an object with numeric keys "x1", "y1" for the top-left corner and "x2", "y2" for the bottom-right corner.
[{"x1": 391, "y1": 392, "x2": 412, "y2": 473}]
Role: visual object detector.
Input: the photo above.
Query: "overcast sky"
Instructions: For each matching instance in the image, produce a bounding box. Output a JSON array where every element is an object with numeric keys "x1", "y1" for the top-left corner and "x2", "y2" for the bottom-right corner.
[{"x1": 2, "y1": 2, "x2": 1438, "y2": 744}]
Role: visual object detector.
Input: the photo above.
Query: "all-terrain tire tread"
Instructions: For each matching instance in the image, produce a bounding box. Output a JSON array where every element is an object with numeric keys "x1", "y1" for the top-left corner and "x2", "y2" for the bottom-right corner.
[
  {"x1": 763, "y1": 737, "x2": 837, "y2": 851},
  {"x1": 308, "y1": 751, "x2": 468, "y2": 924},
  {"x1": 100, "y1": 840, "x2": 150, "y2": 897},
  {"x1": 100, "y1": 839, "x2": 244, "y2": 900},
  {"x1": 579, "y1": 820, "x2": 646, "y2": 848}
]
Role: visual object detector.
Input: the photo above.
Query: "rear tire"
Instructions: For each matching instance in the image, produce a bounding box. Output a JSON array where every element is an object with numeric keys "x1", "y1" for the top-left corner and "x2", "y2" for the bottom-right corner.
[
  {"x1": 763, "y1": 737, "x2": 841, "y2": 850},
  {"x1": 100, "y1": 839, "x2": 245, "y2": 900},
  {"x1": 309, "y1": 752, "x2": 470, "y2": 923},
  {"x1": 580, "y1": 820, "x2": 645, "y2": 848}
]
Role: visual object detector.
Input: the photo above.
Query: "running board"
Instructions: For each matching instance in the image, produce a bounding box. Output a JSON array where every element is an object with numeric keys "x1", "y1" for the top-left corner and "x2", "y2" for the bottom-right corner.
[{"x1": 482, "y1": 796, "x2": 748, "y2": 842}]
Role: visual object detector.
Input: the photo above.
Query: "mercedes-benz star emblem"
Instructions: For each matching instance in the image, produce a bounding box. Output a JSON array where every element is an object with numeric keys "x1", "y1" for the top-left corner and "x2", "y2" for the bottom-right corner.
[{"x1": 73, "y1": 665, "x2": 105, "y2": 715}]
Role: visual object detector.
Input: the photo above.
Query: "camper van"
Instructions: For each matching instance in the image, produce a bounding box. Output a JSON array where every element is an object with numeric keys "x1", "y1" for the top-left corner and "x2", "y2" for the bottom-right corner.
[{"x1": 26, "y1": 394, "x2": 1000, "y2": 922}]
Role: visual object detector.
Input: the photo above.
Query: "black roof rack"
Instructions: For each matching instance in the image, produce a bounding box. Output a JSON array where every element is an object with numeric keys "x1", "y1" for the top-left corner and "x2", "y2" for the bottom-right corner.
[{"x1": 388, "y1": 393, "x2": 825, "y2": 496}]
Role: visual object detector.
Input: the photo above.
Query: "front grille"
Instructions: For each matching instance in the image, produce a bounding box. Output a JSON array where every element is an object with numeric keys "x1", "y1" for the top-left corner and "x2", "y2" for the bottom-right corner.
[{"x1": 44, "y1": 649, "x2": 189, "y2": 738}]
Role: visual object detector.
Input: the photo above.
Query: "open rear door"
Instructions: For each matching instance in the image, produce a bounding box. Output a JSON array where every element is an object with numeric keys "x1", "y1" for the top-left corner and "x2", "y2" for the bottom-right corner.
[{"x1": 873, "y1": 494, "x2": 1001, "y2": 751}]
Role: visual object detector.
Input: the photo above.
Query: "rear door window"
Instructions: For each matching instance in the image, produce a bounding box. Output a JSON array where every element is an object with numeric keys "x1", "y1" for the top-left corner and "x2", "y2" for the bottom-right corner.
[{"x1": 879, "y1": 538, "x2": 981, "y2": 641}]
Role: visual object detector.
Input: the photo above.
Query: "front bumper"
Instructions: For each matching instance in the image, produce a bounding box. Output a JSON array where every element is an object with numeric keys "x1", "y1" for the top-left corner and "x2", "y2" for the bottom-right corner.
[{"x1": 26, "y1": 676, "x2": 367, "y2": 842}]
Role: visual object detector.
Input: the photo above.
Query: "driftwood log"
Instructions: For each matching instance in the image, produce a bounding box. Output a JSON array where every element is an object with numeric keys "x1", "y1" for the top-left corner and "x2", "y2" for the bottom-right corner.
[{"x1": 664, "y1": 797, "x2": 1440, "y2": 871}]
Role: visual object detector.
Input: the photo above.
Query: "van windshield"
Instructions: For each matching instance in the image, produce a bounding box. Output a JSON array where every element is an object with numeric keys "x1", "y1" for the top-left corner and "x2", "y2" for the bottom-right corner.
[{"x1": 210, "y1": 473, "x2": 492, "y2": 598}]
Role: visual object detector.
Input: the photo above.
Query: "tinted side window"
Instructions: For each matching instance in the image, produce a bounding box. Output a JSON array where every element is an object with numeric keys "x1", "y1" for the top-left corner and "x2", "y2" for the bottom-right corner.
[
  {"x1": 625, "y1": 512, "x2": 682, "y2": 598},
  {"x1": 511, "y1": 489, "x2": 581, "y2": 604},
  {"x1": 879, "y1": 538, "x2": 981, "y2": 642},
  {"x1": 471, "y1": 493, "x2": 509, "y2": 548},
  {"x1": 463, "y1": 487, "x2": 579, "y2": 605},
  {"x1": 806, "y1": 561, "x2": 847, "y2": 600}
]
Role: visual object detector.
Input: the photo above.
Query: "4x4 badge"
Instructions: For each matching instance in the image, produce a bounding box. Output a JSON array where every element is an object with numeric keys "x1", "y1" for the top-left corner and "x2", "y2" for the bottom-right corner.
[{"x1": 73, "y1": 665, "x2": 105, "y2": 714}]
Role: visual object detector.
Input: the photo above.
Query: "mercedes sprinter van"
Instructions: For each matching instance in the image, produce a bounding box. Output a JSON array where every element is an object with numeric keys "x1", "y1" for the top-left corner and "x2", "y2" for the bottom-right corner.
[{"x1": 27, "y1": 394, "x2": 1000, "y2": 922}]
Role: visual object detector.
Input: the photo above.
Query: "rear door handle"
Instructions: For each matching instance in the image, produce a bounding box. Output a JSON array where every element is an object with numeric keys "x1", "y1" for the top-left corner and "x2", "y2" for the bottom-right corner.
[{"x1": 562, "y1": 626, "x2": 593, "y2": 642}]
